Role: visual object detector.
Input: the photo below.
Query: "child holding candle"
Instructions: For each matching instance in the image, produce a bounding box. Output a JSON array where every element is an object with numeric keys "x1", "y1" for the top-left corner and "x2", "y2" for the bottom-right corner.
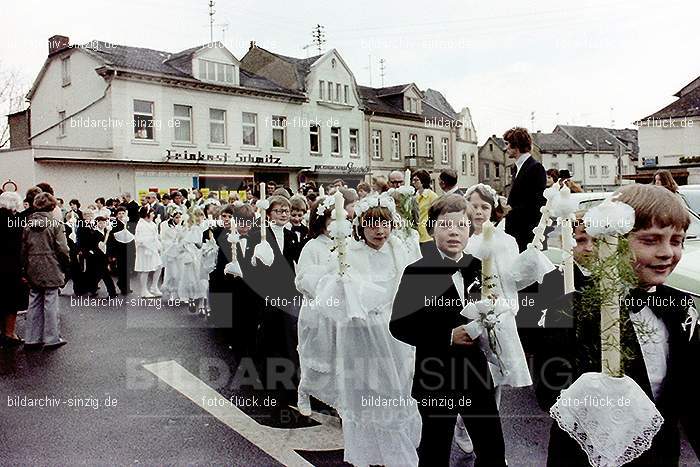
[
  {"x1": 391, "y1": 194, "x2": 507, "y2": 467},
  {"x1": 250, "y1": 194, "x2": 303, "y2": 413},
  {"x1": 539, "y1": 184, "x2": 700, "y2": 466}
]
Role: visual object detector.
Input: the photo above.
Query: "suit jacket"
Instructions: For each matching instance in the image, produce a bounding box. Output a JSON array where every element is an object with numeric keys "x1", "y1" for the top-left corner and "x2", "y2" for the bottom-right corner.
[
  {"x1": 538, "y1": 284, "x2": 700, "y2": 465},
  {"x1": 106, "y1": 221, "x2": 128, "y2": 260},
  {"x1": 390, "y1": 242, "x2": 495, "y2": 401},
  {"x1": 505, "y1": 155, "x2": 546, "y2": 252},
  {"x1": 248, "y1": 225, "x2": 301, "y2": 309}
]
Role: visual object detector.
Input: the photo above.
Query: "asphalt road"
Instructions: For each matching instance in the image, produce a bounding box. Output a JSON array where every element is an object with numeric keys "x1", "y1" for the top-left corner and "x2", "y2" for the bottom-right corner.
[{"x1": 1, "y1": 287, "x2": 696, "y2": 466}]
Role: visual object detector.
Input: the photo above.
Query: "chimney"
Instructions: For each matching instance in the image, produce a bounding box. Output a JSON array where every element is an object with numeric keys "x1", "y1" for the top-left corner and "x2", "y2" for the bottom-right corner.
[
  {"x1": 249, "y1": 40, "x2": 256, "y2": 50},
  {"x1": 48, "y1": 35, "x2": 70, "y2": 55}
]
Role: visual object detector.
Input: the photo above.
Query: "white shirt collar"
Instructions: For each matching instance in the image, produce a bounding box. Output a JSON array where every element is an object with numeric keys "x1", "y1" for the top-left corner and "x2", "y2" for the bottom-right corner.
[
  {"x1": 437, "y1": 248, "x2": 464, "y2": 263},
  {"x1": 270, "y1": 223, "x2": 285, "y2": 231},
  {"x1": 445, "y1": 186, "x2": 458, "y2": 195},
  {"x1": 515, "y1": 152, "x2": 531, "y2": 172}
]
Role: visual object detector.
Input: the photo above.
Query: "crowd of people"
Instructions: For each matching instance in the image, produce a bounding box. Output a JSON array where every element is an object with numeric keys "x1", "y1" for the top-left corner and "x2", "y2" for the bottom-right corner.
[{"x1": 1, "y1": 126, "x2": 698, "y2": 466}]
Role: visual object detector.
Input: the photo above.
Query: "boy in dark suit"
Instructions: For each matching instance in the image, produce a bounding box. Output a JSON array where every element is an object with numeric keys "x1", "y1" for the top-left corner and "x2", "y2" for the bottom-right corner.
[
  {"x1": 106, "y1": 207, "x2": 131, "y2": 295},
  {"x1": 538, "y1": 184, "x2": 700, "y2": 466},
  {"x1": 249, "y1": 195, "x2": 302, "y2": 412},
  {"x1": 390, "y1": 194, "x2": 507, "y2": 467}
]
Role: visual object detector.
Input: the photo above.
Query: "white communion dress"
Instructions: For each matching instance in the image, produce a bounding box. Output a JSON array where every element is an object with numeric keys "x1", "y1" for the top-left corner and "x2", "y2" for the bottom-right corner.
[
  {"x1": 134, "y1": 219, "x2": 162, "y2": 272},
  {"x1": 466, "y1": 227, "x2": 554, "y2": 388},
  {"x1": 296, "y1": 235, "x2": 422, "y2": 467},
  {"x1": 177, "y1": 223, "x2": 207, "y2": 300},
  {"x1": 160, "y1": 222, "x2": 185, "y2": 297}
]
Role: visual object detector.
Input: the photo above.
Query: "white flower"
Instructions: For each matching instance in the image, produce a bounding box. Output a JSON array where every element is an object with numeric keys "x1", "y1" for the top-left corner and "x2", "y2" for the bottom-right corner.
[
  {"x1": 328, "y1": 219, "x2": 353, "y2": 238},
  {"x1": 543, "y1": 185, "x2": 560, "y2": 202},
  {"x1": 227, "y1": 232, "x2": 240, "y2": 244},
  {"x1": 583, "y1": 199, "x2": 635, "y2": 237},
  {"x1": 397, "y1": 185, "x2": 415, "y2": 196},
  {"x1": 550, "y1": 186, "x2": 578, "y2": 218},
  {"x1": 256, "y1": 199, "x2": 270, "y2": 211}
]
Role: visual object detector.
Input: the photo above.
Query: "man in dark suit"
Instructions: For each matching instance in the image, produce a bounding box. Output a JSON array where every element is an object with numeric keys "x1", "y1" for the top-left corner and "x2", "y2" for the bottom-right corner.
[
  {"x1": 503, "y1": 127, "x2": 546, "y2": 253},
  {"x1": 438, "y1": 168, "x2": 464, "y2": 196},
  {"x1": 390, "y1": 194, "x2": 507, "y2": 467},
  {"x1": 144, "y1": 192, "x2": 166, "y2": 221}
]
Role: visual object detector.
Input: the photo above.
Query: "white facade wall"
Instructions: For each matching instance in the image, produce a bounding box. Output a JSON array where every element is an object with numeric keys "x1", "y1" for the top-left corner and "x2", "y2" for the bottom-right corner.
[
  {"x1": 303, "y1": 52, "x2": 367, "y2": 165},
  {"x1": 30, "y1": 49, "x2": 112, "y2": 149},
  {"x1": 541, "y1": 151, "x2": 620, "y2": 190},
  {"x1": 638, "y1": 117, "x2": 700, "y2": 166}
]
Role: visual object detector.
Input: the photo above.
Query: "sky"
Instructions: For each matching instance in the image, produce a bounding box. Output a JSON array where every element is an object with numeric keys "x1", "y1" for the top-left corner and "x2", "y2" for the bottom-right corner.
[{"x1": 2, "y1": 0, "x2": 699, "y2": 141}]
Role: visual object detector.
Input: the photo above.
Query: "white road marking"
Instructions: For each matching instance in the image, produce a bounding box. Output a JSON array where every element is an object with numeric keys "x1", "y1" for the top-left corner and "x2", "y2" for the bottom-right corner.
[{"x1": 143, "y1": 360, "x2": 343, "y2": 467}]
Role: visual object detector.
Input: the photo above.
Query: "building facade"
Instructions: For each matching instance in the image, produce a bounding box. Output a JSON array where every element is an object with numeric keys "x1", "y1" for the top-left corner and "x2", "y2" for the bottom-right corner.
[
  {"x1": 240, "y1": 44, "x2": 369, "y2": 187},
  {"x1": 2, "y1": 35, "x2": 317, "y2": 201},
  {"x1": 2, "y1": 35, "x2": 479, "y2": 200},
  {"x1": 358, "y1": 84, "x2": 478, "y2": 192},
  {"x1": 533, "y1": 125, "x2": 637, "y2": 192},
  {"x1": 634, "y1": 76, "x2": 700, "y2": 184}
]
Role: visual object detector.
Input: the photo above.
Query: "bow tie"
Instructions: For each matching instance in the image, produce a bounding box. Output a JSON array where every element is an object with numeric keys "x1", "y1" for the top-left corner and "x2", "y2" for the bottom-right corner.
[
  {"x1": 440, "y1": 255, "x2": 474, "y2": 275},
  {"x1": 625, "y1": 288, "x2": 667, "y2": 316}
]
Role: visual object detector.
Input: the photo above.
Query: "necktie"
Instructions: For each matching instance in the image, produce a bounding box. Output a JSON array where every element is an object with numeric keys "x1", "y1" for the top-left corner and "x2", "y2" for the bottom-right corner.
[{"x1": 510, "y1": 164, "x2": 517, "y2": 178}]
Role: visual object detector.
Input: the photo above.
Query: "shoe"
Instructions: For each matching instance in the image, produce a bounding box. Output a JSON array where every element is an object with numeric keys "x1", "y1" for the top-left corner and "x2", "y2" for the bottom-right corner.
[
  {"x1": 24, "y1": 342, "x2": 44, "y2": 351},
  {"x1": 141, "y1": 291, "x2": 155, "y2": 298},
  {"x1": 44, "y1": 340, "x2": 68, "y2": 350},
  {"x1": 2, "y1": 335, "x2": 24, "y2": 347},
  {"x1": 150, "y1": 288, "x2": 162, "y2": 297}
]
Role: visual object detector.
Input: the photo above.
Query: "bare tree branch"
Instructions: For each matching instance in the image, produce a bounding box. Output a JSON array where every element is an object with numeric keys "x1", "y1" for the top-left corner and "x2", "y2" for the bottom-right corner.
[{"x1": 0, "y1": 61, "x2": 29, "y2": 149}]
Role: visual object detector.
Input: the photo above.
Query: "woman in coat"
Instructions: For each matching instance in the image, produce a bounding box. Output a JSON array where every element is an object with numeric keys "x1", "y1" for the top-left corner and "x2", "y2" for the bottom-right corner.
[
  {"x1": 21, "y1": 192, "x2": 71, "y2": 349},
  {"x1": 0, "y1": 191, "x2": 29, "y2": 347}
]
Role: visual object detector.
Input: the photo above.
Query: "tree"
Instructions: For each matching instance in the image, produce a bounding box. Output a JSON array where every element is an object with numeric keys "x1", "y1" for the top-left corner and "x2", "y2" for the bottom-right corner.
[{"x1": 0, "y1": 62, "x2": 28, "y2": 149}]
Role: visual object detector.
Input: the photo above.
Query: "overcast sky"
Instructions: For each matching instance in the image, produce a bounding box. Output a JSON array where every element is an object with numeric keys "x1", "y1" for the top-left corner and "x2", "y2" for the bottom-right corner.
[{"x1": 2, "y1": 0, "x2": 699, "y2": 141}]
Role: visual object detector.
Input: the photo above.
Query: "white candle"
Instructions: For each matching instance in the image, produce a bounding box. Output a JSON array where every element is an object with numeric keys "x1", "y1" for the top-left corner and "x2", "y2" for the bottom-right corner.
[
  {"x1": 481, "y1": 221, "x2": 496, "y2": 299},
  {"x1": 319, "y1": 185, "x2": 325, "y2": 198},
  {"x1": 334, "y1": 190, "x2": 345, "y2": 222},
  {"x1": 562, "y1": 216, "x2": 575, "y2": 294},
  {"x1": 333, "y1": 191, "x2": 348, "y2": 275},
  {"x1": 599, "y1": 235, "x2": 621, "y2": 376},
  {"x1": 230, "y1": 220, "x2": 238, "y2": 262},
  {"x1": 405, "y1": 169, "x2": 411, "y2": 187},
  {"x1": 259, "y1": 182, "x2": 266, "y2": 242}
]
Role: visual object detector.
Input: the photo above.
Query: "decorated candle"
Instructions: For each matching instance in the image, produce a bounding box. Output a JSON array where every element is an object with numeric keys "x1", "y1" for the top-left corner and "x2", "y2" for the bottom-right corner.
[
  {"x1": 405, "y1": 169, "x2": 411, "y2": 187},
  {"x1": 481, "y1": 221, "x2": 496, "y2": 298},
  {"x1": 259, "y1": 182, "x2": 266, "y2": 242},
  {"x1": 334, "y1": 190, "x2": 348, "y2": 275},
  {"x1": 230, "y1": 220, "x2": 238, "y2": 262},
  {"x1": 319, "y1": 185, "x2": 325, "y2": 198},
  {"x1": 562, "y1": 216, "x2": 575, "y2": 294},
  {"x1": 599, "y1": 235, "x2": 621, "y2": 376}
]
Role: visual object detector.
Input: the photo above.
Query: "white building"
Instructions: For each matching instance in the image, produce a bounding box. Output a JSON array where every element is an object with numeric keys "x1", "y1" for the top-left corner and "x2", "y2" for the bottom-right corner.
[
  {"x1": 240, "y1": 44, "x2": 369, "y2": 187},
  {"x1": 635, "y1": 76, "x2": 700, "y2": 184},
  {"x1": 533, "y1": 125, "x2": 637, "y2": 192},
  {"x1": 2, "y1": 35, "x2": 315, "y2": 201}
]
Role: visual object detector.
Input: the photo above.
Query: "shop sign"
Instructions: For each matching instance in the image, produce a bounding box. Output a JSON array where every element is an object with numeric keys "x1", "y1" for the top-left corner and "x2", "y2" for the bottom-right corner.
[
  {"x1": 165, "y1": 149, "x2": 282, "y2": 166},
  {"x1": 313, "y1": 162, "x2": 370, "y2": 174}
]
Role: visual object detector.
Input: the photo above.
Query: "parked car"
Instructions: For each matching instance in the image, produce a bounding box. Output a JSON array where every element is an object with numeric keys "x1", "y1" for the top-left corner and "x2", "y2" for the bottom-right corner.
[
  {"x1": 545, "y1": 191, "x2": 700, "y2": 307},
  {"x1": 679, "y1": 186, "x2": 700, "y2": 216}
]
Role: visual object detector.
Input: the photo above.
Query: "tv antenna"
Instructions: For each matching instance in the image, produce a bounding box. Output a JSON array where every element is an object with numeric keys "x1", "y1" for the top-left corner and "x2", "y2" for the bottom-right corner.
[{"x1": 311, "y1": 24, "x2": 326, "y2": 54}]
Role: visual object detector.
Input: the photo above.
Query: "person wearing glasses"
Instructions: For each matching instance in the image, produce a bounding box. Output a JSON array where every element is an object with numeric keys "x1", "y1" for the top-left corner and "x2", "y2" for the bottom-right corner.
[
  {"x1": 250, "y1": 195, "x2": 303, "y2": 420},
  {"x1": 388, "y1": 170, "x2": 406, "y2": 188}
]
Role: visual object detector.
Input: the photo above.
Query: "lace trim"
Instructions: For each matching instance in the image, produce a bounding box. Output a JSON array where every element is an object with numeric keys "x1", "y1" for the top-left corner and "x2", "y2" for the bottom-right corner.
[{"x1": 550, "y1": 404, "x2": 664, "y2": 467}]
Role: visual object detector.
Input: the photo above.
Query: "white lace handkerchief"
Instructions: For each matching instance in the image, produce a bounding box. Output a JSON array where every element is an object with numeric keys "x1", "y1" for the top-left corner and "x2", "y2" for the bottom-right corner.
[{"x1": 550, "y1": 372, "x2": 664, "y2": 467}]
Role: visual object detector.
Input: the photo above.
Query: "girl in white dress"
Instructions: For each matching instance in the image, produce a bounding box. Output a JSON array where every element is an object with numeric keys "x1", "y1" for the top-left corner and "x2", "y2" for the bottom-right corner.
[
  {"x1": 297, "y1": 193, "x2": 422, "y2": 467},
  {"x1": 451, "y1": 184, "x2": 553, "y2": 466},
  {"x1": 134, "y1": 206, "x2": 163, "y2": 298},
  {"x1": 177, "y1": 207, "x2": 207, "y2": 313},
  {"x1": 159, "y1": 210, "x2": 184, "y2": 299}
]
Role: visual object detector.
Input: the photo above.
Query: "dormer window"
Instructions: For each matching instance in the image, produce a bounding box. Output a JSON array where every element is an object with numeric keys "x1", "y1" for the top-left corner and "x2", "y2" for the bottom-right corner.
[
  {"x1": 199, "y1": 59, "x2": 235, "y2": 84},
  {"x1": 406, "y1": 97, "x2": 419, "y2": 114}
]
